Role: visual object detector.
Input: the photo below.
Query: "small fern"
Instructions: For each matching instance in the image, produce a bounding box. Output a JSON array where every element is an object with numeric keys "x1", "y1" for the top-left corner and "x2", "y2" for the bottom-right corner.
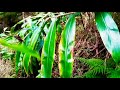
[
  {"x1": 78, "y1": 58, "x2": 107, "y2": 78},
  {"x1": 78, "y1": 57, "x2": 120, "y2": 78},
  {"x1": 84, "y1": 70, "x2": 104, "y2": 78},
  {"x1": 106, "y1": 58, "x2": 116, "y2": 68},
  {"x1": 107, "y1": 67, "x2": 120, "y2": 78},
  {"x1": 79, "y1": 58, "x2": 104, "y2": 67}
]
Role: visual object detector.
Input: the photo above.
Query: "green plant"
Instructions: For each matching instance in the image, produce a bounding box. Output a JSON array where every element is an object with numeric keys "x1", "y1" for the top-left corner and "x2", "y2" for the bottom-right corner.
[
  {"x1": 59, "y1": 15, "x2": 76, "y2": 78},
  {"x1": 0, "y1": 12, "x2": 120, "y2": 78},
  {"x1": 95, "y1": 12, "x2": 120, "y2": 65},
  {"x1": 78, "y1": 58, "x2": 106, "y2": 78},
  {"x1": 0, "y1": 28, "x2": 16, "y2": 61},
  {"x1": 0, "y1": 12, "x2": 78, "y2": 78},
  {"x1": 40, "y1": 18, "x2": 57, "y2": 78},
  {"x1": 78, "y1": 58, "x2": 120, "y2": 78},
  {"x1": 0, "y1": 47, "x2": 14, "y2": 60}
]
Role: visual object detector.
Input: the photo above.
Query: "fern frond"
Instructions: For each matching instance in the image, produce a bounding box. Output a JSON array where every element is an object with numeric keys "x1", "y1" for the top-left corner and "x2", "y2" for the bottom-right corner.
[
  {"x1": 106, "y1": 58, "x2": 116, "y2": 69},
  {"x1": 78, "y1": 58, "x2": 104, "y2": 68},
  {"x1": 78, "y1": 58, "x2": 107, "y2": 78},
  {"x1": 84, "y1": 70, "x2": 102, "y2": 78},
  {"x1": 108, "y1": 70, "x2": 120, "y2": 78},
  {"x1": 92, "y1": 65, "x2": 106, "y2": 75}
]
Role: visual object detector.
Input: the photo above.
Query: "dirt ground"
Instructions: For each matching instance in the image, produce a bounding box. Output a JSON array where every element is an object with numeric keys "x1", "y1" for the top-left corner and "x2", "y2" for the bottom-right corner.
[{"x1": 0, "y1": 59, "x2": 15, "y2": 78}]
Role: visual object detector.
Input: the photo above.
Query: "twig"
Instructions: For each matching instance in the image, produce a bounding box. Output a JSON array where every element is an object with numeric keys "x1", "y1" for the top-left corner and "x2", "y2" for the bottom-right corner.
[
  {"x1": 36, "y1": 12, "x2": 74, "y2": 25},
  {"x1": 22, "y1": 12, "x2": 25, "y2": 20},
  {"x1": 95, "y1": 31, "x2": 98, "y2": 57},
  {"x1": 47, "y1": 12, "x2": 77, "y2": 22},
  {"x1": 93, "y1": 47, "x2": 106, "y2": 57}
]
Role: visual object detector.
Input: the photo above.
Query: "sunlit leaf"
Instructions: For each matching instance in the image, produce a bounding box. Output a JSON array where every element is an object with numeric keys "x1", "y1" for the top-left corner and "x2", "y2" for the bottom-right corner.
[
  {"x1": 23, "y1": 22, "x2": 43, "y2": 74},
  {"x1": 59, "y1": 15, "x2": 76, "y2": 78},
  {"x1": 95, "y1": 12, "x2": 120, "y2": 64},
  {"x1": 0, "y1": 38, "x2": 40, "y2": 60},
  {"x1": 40, "y1": 18, "x2": 57, "y2": 78}
]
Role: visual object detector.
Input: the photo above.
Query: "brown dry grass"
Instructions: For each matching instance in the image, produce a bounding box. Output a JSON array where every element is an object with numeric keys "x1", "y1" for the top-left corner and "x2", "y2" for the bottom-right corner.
[{"x1": 0, "y1": 60, "x2": 15, "y2": 78}]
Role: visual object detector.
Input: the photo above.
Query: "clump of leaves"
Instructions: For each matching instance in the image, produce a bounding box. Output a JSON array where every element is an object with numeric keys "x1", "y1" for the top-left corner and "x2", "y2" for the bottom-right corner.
[
  {"x1": 78, "y1": 58, "x2": 107, "y2": 78},
  {"x1": 78, "y1": 57, "x2": 120, "y2": 78},
  {"x1": 0, "y1": 12, "x2": 78, "y2": 78}
]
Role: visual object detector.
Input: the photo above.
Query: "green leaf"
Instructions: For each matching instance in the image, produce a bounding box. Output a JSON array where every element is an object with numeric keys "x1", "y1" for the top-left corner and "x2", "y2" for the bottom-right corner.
[
  {"x1": 40, "y1": 18, "x2": 57, "y2": 78},
  {"x1": 95, "y1": 12, "x2": 120, "y2": 64},
  {"x1": 59, "y1": 15, "x2": 76, "y2": 78},
  {"x1": 23, "y1": 53, "x2": 31, "y2": 75},
  {"x1": 79, "y1": 58, "x2": 104, "y2": 67},
  {"x1": 108, "y1": 68, "x2": 120, "y2": 78},
  {"x1": 0, "y1": 38, "x2": 40, "y2": 60},
  {"x1": 23, "y1": 22, "x2": 43, "y2": 75},
  {"x1": 15, "y1": 51, "x2": 21, "y2": 75},
  {"x1": 35, "y1": 38, "x2": 44, "y2": 52}
]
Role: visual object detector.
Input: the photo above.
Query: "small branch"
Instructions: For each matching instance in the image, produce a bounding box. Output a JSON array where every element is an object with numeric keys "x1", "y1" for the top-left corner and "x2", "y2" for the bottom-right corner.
[
  {"x1": 22, "y1": 12, "x2": 25, "y2": 24},
  {"x1": 36, "y1": 12, "x2": 78, "y2": 26},
  {"x1": 93, "y1": 47, "x2": 106, "y2": 57},
  {"x1": 44, "y1": 12, "x2": 77, "y2": 23},
  {"x1": 54, "y1": 12, "x2": 76, "y2": 18}
]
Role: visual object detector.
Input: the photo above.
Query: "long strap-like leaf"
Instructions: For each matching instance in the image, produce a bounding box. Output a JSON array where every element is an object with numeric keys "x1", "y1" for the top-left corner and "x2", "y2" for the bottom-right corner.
[
  {"x1": 23, "y1": 22, "x2": 43, "y2": 74},
  {"x1": 40, "y1": 18, "x2": 56, "y2": 78},
  {"x1": 15, "y1": 51, "x2": 21, "y2": 75},
  {"x1": 0, "y1": 38, "x2": 40, "y2": 60},
  {"x1": 59, "y1": 15, "x2": 76, "y2": 78},
  {"x1": 95, "y1": 12, "x2": 120, "y2": 64}
]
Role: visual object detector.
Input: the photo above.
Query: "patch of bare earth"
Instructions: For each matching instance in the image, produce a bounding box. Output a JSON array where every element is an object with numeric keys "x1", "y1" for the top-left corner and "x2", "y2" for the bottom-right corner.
[{"x1": 0, "y1": 60, "x2": 15, "y2": 78}]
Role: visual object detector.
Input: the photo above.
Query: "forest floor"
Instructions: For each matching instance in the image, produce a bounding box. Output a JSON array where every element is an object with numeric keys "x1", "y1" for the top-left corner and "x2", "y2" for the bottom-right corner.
[{"x1": 0, "y1": 59, "x2": 15, "y2": 78}]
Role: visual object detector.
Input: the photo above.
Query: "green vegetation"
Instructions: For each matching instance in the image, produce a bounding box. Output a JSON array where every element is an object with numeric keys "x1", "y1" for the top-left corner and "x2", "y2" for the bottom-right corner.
[{"x1": 0, "y1": 12, "x2": 120, "y2": 78}]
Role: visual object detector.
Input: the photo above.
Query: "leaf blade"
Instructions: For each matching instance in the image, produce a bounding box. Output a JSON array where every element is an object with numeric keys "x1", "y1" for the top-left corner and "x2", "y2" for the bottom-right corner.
[
  {"x1": 0, "y1": 38, "x2": 40, "y2": 60},
  {"x1": 15, "y1": 51, "x2": 21, "y2": 75},
  {"x1": 95, "y1": 12, "x2": 120, "y2": 64},
  {"x1": 23, "y1": 23, "x2": 43, "y2": 74},
  {"x1": 59, "y1": 15, "x2": 76, "y2": 78},
  {"x1": 40, "y1": 18, "x2": 57, "y2": 78}
]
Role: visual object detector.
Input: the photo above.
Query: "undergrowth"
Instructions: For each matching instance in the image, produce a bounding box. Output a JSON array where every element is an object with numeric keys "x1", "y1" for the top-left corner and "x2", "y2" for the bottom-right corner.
[{"x1": 77, "y1": 57, "x2": 120, "y2": 78}]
